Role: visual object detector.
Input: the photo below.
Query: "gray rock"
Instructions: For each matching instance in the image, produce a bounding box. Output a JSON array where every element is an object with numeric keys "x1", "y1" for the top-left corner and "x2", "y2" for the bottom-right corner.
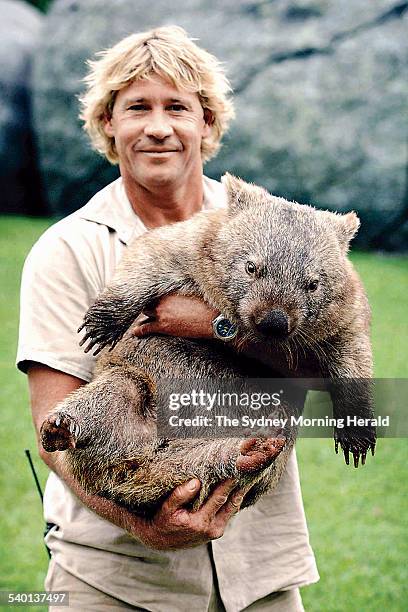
[
  {"x1": 33, "y1": 0, "x2": 408, "y2": 248},
  {"x1": 0, "y1": 0, "x2": 45, "y2": 215}
]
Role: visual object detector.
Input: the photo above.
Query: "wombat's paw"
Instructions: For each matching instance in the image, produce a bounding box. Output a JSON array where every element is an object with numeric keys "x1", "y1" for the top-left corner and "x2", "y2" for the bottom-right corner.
[
  {"x1": 40, "y1": 412, "x2": 80, "y2": 452},
  {"x1": 334, "y1": 427, "x2": 376, "y2": 468},
  {"x1": 78, "y1": 317, "x2": 123, "y2": 356},
  {"x1": 236, "y1": 437, "x2": 286, "y2": 474},
  {"x1": 78, "y1": 297, "x2": 134, "y2": 356}
]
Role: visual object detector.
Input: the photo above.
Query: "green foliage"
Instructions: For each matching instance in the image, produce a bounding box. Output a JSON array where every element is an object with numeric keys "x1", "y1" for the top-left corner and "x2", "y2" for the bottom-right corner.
[
  {"x1": 25, "y1": 0, "x2": 53, "y2": 13},
  {"x1": 0, "y1": 216, "x2": 407, "y2": 610}
]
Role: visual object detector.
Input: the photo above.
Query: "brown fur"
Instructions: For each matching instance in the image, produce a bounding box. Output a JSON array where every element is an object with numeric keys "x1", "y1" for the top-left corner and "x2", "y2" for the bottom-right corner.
[{"x1": 40, "y1": 175, "x2": 375, "y2": 517}]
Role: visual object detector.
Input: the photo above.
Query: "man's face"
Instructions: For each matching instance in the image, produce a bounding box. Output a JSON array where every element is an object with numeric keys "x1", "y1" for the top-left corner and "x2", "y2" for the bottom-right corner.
[{"x1": 104, "y1": 75, "x2": 212, "y2": 191}]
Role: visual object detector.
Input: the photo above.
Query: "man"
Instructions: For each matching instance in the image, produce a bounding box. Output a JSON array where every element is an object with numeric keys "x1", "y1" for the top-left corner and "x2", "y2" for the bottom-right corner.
[{"x1": 17, "y1": 26, "x2": 318, "y2": 611}]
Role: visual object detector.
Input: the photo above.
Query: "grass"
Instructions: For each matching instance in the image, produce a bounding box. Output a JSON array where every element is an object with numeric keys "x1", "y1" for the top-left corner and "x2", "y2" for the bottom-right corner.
[
  {"x1": 0, "y1": 217, "x2": 53, "y2": 608},
  {"x1": 0, "y1": 216, "x2": 407, "y2": 611}
]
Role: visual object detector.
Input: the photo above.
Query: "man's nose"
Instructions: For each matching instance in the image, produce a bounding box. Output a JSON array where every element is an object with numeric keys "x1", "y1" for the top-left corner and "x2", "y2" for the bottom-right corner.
[{"x1": 144, "y1": 111, "x2": 173, "y2": 140}]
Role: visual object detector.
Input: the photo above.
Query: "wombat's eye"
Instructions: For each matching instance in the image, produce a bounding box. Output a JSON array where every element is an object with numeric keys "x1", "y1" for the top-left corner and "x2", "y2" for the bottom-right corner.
[
  {"x1": 245, "y1": 261, "x2": 257, "y2": 275},
  {"x1": 307, "y1": 279, "x2": 319, "y2": 292}
]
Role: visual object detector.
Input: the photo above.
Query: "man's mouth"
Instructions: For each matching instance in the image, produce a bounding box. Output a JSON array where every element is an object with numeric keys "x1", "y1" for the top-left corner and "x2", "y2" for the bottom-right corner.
[{"x1": 138, "y1": 149, "x2": 180, "y2": 154}]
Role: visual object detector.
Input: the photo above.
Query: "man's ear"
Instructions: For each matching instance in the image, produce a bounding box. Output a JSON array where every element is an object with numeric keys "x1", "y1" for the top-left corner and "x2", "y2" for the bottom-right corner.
[
  {"x1": 221, "y1": 173, "x2": 270, "y2": 214},
  {"x1": 203, "y1": 108, "x2": 214, "y2": 126},
  {"x1": 202, "y1": 109, "x2": 214, "y2": 138},
  {"x1": 103, "y1": 113, "x2": 115, "y2": 138}
]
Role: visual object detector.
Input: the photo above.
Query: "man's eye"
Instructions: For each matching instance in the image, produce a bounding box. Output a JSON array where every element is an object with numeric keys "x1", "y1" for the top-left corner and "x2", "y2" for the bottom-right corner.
[{"x1": 128, "y1": 104, "x2": 147, "y2": 111}]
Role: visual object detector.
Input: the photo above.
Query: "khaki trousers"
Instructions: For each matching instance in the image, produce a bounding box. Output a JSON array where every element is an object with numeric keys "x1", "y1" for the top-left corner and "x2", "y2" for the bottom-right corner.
[{"x1": 46, "y1": 558, "x2": 304, "y2": 611}]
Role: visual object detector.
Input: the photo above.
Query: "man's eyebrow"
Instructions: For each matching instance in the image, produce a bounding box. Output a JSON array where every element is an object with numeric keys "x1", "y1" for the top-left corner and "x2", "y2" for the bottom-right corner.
[
  {"x1": 123, "y1": 97, "x2": 147, "y2": 105},
  {"x1": 122, "y1": 96, "x2": 192, "y2": 106},
  {"x1": 168, "y1": 97, "x2": 191, "y2": 105}
]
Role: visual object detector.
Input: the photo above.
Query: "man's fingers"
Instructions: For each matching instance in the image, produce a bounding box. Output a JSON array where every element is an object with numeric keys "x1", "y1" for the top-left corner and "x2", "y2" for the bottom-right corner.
[
  {"x1": 229, "y1": 489, "x2": 245, "y2": 510},
  {"x1": 132, "y1": 316, "x2": 162, "y2": 337},
  {"x1": 199, "y1": 479, "x2": 237, "y2": 516},
  {"x1": 128, "y1": 312, "x2": 157, "y2": 337},
  {"x1": 163, "y1": 479, "x2": 201, "y2": 514},
  {"x1": 140, "y1": 308, "x2": 157, "y2": 319},
  {"x1": 215, "y1": 487, "x2": 249, "y2": 520},
  {"x1": 139, "y1": 313, "x2": 155, "y2": 324},
  {"x1": 132, "y1": 322, "x2": 155, "y2": 337}
]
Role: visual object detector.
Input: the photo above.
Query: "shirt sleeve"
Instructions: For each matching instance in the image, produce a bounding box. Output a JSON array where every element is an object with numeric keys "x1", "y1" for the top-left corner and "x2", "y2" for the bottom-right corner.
[{"x1": 16, "y1": 222, "x2": 105, "y2": 382}]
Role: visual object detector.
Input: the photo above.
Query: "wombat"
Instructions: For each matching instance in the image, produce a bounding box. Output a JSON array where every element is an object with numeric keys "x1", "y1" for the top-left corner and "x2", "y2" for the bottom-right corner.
[{"x1": 40, "y1": 174, "x2": 376, "y2": 517}]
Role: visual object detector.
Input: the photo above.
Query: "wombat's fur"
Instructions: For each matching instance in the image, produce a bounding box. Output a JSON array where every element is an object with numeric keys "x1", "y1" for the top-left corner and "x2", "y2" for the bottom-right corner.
[{"x1": 40, "y1": 175, "x2": 376, "y2": 517}]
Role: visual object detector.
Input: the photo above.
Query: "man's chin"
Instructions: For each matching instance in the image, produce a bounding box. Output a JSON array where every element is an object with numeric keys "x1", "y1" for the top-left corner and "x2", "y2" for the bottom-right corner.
[{"x1": 138, "y1": 169, "x2": 182, "y2": 189}]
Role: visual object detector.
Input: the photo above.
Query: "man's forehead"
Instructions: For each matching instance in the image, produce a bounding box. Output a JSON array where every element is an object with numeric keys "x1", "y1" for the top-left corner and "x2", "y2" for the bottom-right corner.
[{"x1": 117, "y1": 75, "x2": 200, "y2": 103}]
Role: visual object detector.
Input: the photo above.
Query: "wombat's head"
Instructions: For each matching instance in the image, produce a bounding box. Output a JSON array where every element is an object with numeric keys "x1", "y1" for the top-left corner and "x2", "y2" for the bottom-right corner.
[{"x1": 211, "y1": 174, "x2": 360, "y2": 345}]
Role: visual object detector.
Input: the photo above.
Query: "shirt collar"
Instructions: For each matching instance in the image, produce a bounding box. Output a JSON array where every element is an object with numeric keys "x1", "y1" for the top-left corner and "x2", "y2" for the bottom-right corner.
[{"x1": 78, "y1": 175, "x2": 228, "y2": 245}]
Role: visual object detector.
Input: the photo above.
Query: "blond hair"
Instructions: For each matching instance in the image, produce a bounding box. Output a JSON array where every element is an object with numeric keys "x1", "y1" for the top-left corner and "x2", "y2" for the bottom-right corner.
[{"x1": 79, "y1": 26, "x2": 235, "y2": 164}]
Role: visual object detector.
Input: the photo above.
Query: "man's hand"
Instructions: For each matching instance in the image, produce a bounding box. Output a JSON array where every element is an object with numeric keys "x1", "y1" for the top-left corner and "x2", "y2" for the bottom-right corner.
[
  {"x1": 131, "y1": 294, "x2": 218, "y2": 339},
  {"x1": 134, "y1": 478, "x2": 247, "y2": 550}
]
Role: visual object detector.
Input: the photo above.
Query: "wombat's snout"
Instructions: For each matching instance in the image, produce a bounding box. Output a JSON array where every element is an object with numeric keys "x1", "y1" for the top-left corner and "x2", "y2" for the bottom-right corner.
[{"x1": 254, "y1": 309, "x2": 290, "y2": 339}]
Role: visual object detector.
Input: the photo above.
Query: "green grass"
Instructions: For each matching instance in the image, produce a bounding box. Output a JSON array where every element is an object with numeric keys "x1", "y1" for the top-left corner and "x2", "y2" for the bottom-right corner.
[
  {"x1": 298, "y1": 250, "x2": 408, "y2": 611},
  {"x1": 0, "y1": 217, "x2": 53, "y2": 606},
  {"x1": 0, "y1": 216, "x2": 407, "y2": 611}
]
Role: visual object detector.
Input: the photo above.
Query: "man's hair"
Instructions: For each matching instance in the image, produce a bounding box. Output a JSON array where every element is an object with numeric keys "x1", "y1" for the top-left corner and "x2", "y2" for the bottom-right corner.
[{"x1": 79, "y1": 25, "x2": 235, "y2": 164}]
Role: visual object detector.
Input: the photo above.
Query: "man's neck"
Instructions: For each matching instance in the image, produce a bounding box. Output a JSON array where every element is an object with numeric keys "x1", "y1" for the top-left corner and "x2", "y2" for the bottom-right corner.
[{"x1": 122, "y1": 174, "x2": 204, "y2": 229}]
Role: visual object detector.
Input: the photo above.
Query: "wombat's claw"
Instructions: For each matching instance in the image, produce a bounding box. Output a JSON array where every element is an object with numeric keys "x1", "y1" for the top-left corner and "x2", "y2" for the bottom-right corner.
[
  {"x1": 236, "y1": 437, "x2": 286, "y2": 474},
  {"x1": 334, "y1": 428, "x2": 376, "y2": 468},
  {"x1": 79, "y1": 332, "x2": 106, "y2": 356},
  {"x1": 40, "y1": 412, "x2": 80, "y2": 452},
  {"x1": 78, "y1": 326, "x2": 121, "y2": 356}
]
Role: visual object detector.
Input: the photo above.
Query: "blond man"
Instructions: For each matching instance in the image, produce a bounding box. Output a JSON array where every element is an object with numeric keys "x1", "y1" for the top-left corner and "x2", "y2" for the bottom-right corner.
[{"x1": 18, "y1": 26, "x2": 318, "y2": 611}]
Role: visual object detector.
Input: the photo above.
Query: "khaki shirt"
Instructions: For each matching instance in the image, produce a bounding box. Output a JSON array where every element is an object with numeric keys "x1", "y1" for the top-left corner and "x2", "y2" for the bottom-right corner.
[{"x1": 17, "y1": 176, "x2": 319, "y2": 612}]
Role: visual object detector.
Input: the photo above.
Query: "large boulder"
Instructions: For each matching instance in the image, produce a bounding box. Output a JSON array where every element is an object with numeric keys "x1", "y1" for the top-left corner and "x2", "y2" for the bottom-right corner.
[
  {"x1": 33, "y1": 0, "x2": 408, "y2": 248},
  {"x1": 0, "y1": 0, "x2": 46, "y2": 215}
]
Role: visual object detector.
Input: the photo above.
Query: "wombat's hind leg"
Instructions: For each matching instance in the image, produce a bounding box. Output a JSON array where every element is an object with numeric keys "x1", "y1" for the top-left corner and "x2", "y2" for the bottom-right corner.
[
  {"x1": 40, "y1": 411, "x2": 81, "y2": 452},
  {"x1": 236, "y1": 437, "x2": 286, "y2": 473}
]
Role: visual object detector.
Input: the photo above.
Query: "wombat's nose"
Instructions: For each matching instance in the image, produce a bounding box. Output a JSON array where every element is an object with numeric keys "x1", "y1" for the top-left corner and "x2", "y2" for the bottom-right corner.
[{"x1": 254, "y1": 310, "x2": 289, "y2": 338}]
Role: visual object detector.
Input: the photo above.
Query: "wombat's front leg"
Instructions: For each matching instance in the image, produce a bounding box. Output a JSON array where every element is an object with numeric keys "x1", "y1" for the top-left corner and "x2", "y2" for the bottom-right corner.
[
  {"x1": 78, "y1": 281, "x2": 162, "y2": 355},
  {"x1": 327, "y1": 341, "x2": 376, "y2": 467},
  {"x1": 330, "y1": 378, "x2": 376, "y2": 467},
  {"x1": 79, "y1": 272, "x2": 198, "y2": 356}
]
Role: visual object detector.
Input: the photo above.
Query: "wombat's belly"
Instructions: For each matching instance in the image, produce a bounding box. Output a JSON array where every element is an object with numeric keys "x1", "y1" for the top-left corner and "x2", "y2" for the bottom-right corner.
[
  {"x1": 53, "y1": 335, "x2": 298, "y2": 517},
  {"x1": 101, "y1": 335, "x2": 276, "y2": 378}
]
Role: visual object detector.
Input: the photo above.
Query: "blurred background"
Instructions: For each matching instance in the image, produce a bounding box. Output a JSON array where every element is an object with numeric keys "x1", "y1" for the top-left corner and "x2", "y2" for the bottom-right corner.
[
  {"x1": 2, "y1": 0, "x2": 408, "y2": 248},
  {"x1": 0, "y1": 1, "x2": 407, "y2": 610}
]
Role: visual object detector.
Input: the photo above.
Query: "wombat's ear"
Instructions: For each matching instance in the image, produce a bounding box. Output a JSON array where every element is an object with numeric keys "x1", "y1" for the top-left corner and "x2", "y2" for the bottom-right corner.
[
  {"x1": 321, "y1": 210, "x2": 360, "y2": 250},
  {"x1": 337, "y1": 211, "x2": 360, "y2": 248},
  {"x1": 221, "y1": 173, "x2": 269, "y2": 214}
]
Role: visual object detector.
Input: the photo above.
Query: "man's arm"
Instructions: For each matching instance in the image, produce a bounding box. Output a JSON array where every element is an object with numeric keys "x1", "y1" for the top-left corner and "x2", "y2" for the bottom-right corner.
[
  {"x1": 29, "y1": 363, "x2": 246, "y2": 550},
  {"x1": 131, "y1": 294, "x2": 219, "y2": 338}
]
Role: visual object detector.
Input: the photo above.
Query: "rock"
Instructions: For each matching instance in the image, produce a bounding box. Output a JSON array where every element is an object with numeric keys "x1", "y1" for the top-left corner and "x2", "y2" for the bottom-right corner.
[
  {"x1": 33, "y1": 0, "x2": 408, "y2": 248},
  {"x1": 0, "y1": 0, "x2": 46, "y2": 215}
]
